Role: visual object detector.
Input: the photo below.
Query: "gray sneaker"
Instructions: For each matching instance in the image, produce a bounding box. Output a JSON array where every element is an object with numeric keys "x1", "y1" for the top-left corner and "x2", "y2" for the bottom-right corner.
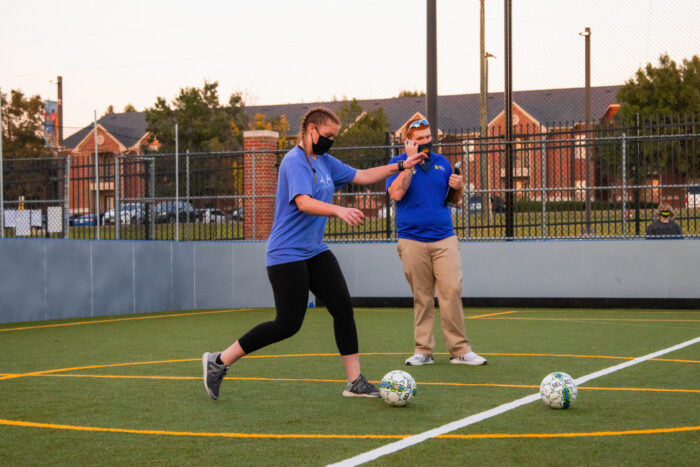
[
  {"x1": 342, "y1": 374, "x2": 380, "y2": 398},
  {"x1": 202, "y1": 352, "x2": 229, "y2": 400}
]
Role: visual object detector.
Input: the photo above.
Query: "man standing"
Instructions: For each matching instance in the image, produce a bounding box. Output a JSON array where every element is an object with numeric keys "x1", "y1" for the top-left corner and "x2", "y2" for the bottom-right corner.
[{"x1": 386, "y1": 118, "x2": 487, "y2": 366}]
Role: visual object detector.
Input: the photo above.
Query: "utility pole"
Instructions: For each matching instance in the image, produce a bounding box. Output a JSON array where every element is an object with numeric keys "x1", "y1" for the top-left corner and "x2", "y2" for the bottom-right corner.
[
  {"x1": 426, "y1": 0, "x2": 438, "y2": 141},
  {"x1": 57, "y1": 76, "x2": 63, "y2": 152},
  {"x1": 580, "y1": 27, "x2": 592, "y2": 235},
  {"x1": 479, "y1": 0, "x2": 489, "y2": 223}
]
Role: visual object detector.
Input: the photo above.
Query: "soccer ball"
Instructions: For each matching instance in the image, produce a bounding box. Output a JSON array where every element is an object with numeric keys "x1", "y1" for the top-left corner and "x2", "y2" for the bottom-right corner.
[
  {"x1": 540, "y1": 372, "x2": 578, "y2": 409},
  {"x1": 380, "y1": 370, "x2": 417, "y2": 407}
]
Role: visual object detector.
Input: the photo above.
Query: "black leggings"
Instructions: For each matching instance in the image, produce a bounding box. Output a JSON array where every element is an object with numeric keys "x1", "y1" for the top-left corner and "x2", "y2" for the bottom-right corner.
[{"x1": 238, "y1": 250, "x2": 359, "y2": 356}]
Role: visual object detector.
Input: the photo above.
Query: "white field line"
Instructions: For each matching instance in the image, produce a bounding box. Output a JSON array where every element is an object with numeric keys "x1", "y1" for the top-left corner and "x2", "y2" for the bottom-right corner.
[{"x1": 328, "y1": 336, "x2": 700, "y2": 467}]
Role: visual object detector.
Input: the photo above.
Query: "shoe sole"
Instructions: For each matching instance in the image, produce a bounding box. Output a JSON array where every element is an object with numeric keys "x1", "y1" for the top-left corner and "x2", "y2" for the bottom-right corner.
[
  {"x1": 405, "y1": 360, "x2": 434, "y2": 366},
  {"x1": 449, "y1": 359, "x2": 487, "y2": 365},
  {"x1": 202, "y1": 352, "x2": 218, "y2": 400},
  {"x1": 341, "y1": 390, "x2": 381, "y2": 398}
]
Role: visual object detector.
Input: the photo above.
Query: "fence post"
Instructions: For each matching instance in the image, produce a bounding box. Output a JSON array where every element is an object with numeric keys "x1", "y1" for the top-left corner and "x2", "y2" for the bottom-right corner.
[
  {"x1": 0, "y1": 90, "x2": 3, "y2": 238},
  {"x1": 541, "y1": 130, "x2": 547, "y2": 238},
  {"x1": 175, "y1": 123, "x2": 179, "y2": 241},
  {"x1": 64, "y1": 154, "x2": 70, "y2": 238},
  {"x1": 634, "y1": 113, "x2": 641, "y2": 236},
  {"x1": 114, "y1": 154, "x2": 120, "y2": 239},
  {"x1": 243, "y1": 130, "x2": 278, "y2": 240},
  {"x1": 464, "y1": 143, "x2": 471, "y2": 240},
  {"x1": 94, "y1": 111, "x2": 100, "y2": 240},
  {"x1": 186, "y1": 152, "x2": 190, "y2": 241},
  {"x1": 622, "y1": 133, "x2": 627, "y2": 238}
]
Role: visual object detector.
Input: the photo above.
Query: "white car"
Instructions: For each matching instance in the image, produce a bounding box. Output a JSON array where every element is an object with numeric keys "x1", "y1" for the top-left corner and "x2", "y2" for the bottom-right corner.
[
  {"x1": 687, "y1": 185, "x2": 700, "y2": 208},
  {"x1": 202, "y1": 208, "x2": 227, "y2": 223}
]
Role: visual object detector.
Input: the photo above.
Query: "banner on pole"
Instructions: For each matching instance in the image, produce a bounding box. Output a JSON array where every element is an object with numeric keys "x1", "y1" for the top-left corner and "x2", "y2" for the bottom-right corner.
[{"x1": 44, "y1": 100, "x2": 58, "y2": 148}]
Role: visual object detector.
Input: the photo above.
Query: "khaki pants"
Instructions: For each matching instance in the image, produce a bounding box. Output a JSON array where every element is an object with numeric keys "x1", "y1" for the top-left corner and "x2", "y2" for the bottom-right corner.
[{"x1": 397, "y1": 236, "x2": 470, "y2": 358}]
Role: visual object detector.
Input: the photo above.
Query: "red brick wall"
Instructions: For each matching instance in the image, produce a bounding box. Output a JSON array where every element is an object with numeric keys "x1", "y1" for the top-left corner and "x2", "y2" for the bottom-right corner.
[{"x1": 243, "y1": 130, "x2": 279, "y2": 240}]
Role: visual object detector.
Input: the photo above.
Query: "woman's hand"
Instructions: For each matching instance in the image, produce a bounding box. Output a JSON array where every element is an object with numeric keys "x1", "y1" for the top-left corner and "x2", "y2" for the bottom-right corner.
[{"x1": 336, "y1": 206, "x2": 365, "y2": 226}]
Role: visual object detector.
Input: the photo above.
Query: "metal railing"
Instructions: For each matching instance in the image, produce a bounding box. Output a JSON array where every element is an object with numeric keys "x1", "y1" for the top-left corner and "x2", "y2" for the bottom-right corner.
[{"x1": 2, "y1": 115, "x2": 698, "y2": 241}]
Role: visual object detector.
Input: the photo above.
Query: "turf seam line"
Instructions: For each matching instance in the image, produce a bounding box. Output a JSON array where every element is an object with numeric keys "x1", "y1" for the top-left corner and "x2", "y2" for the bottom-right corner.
[{"x1": 327, "y1": 336, "x2": 700, "y2": 467}]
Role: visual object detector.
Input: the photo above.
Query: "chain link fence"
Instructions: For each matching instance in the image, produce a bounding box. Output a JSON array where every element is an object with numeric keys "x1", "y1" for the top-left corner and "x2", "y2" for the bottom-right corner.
[{"x1": 2, "y1": 114, "x2": 698, "y2": 241}]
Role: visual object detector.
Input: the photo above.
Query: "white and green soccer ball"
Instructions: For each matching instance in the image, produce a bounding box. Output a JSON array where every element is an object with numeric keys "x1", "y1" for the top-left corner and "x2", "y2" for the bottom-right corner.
[
  {"x1": 380, "y1": 370, "x2": 417, "y2": 407},
  {"x1": 540, "y1": 372, "x2": 578, "y2": 409}
]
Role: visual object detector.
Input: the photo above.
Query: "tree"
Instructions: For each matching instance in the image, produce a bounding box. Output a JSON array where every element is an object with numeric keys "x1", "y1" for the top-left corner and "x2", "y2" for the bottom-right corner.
[
  {"x1": 123, "y1": 103, "x2": 137, "y2": 113},
  {"x1": 336, "y1": 99, "x2": 391, "y2": 150},
  {"x1": 334, "y1": 99, "x2": 391, "y2": 185},
  {"x1": 602, "y1": 54, "x2": 700, "y2": 189},
  {"x1": 397, "y1": 89, "x2": 426, "y2": 97},
  {"x1": 0, "y1": 89, "x2": 57, "y2": 203},
  {"x1": 145, "y1": 80, "x2": 248, "y2": 152},
  {"x1": 144, "y1": 81, "x2": 249, "y2": 203},
  {"x1": 1, "y1": 89, "x2": 52, "y2": 159},
  {"x1": 252, "y1": 112, "x2": 290, "y2": 147},
  {"x1": 104, "y1": 105, "x2": 115, "y2": 115},
  {"x1": 617, "y1": 53, "x2": 700, "y2": 118}
]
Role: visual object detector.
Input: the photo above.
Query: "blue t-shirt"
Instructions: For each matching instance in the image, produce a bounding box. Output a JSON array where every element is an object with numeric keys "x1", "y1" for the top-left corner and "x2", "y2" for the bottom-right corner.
[
  {"x1": 386, "y1": 152, "x2": 455, "y2": 242},
  {"x1": 266, "y1": 146, "x2": 357, "y2": 266}
]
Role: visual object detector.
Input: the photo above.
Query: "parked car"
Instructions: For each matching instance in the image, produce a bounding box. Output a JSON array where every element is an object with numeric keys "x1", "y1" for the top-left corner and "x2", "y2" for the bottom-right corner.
[
  {"x1": 154, "y1": 201, "x2": 201, "y2": 223},
  {"x1": 68, "y1": 214, "x2": 81, "y2": 226},
  {"x1": 490, "y1": 196, "x2": 506, "y2": 213},
  {"x1": 103, "y1": 203, "x2": 146, "y2": 225},
  {"x1": 376, "y1": 205, "x2": 395, "y2": 219},
  {"x1": 73, "y1": 214, "x2": 97, "y2": 226},
  {"x1": 467, "y1": 195, "x2": 483, "y2": 212},
  {"x1": 202, "y1": 208, "x2": 227, "y2": 223},
  {"x1": 687, "y1": 185, "x2": 700, "y2": 208},
  {"x1": 231, "y1": 207, "x2": 244, "y2": 221}
]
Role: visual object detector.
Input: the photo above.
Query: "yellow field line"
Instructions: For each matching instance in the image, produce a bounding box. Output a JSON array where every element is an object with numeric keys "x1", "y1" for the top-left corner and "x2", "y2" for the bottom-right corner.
[
  {"x1": 482, "y1": 317, "x2": 700, "y2": 322},
  {"x1": 0, "y1": 359, "x2": 196, "y2": 381},
  {"x1": 3, "y1": 308, "x2": 696, "y2": 333},
  {"x1": 467, "y1": 310, "x2": 520, "y2": 319},
  {"x1": 0, "y1": 418, "x2": 696, "y2": 440},
  {"x1": 25, "y1": 373, "x2": 700, "y2": 393},
  {"x1": 0, "y1": 308, "x2": 251, "y2": 332},
  {"x1": 438, "y1": 426, "x2": 700, "y2": 439},
  {"x1": 3, "y1": 351, "x2": 697, "y2": 382}
]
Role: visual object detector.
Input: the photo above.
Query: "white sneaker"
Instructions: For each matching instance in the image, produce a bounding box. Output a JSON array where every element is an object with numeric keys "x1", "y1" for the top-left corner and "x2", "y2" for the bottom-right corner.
[
  {"x1": 405, "y1": 354, "x2": 434, "y2": 366},
  {"x1": 450, "y1": 352, "x2": 487, "y2": 365}
]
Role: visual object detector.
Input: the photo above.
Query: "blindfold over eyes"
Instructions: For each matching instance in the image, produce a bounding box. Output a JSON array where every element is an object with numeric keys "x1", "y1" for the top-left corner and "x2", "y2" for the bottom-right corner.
[{"x1": 660, "y1": 211, "x2": 671, "y2": 217}]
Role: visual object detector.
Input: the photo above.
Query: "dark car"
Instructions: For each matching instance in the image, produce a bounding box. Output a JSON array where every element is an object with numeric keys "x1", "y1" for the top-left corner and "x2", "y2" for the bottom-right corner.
[
  {"x1": 467, "y1": 195, "x2": 483, "y2": 212},
  {"x1": 490, "y1": 196, "x2": 506, "y2": 213},
  {"x1": 154, "y1": 201, "x2": 201, "y2": 223}
]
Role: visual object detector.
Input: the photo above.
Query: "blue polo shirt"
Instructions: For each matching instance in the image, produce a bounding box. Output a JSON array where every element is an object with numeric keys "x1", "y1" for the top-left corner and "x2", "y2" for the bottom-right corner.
[
  {"x1": 266, "y1": 146, "x2": 357, "y2": 266},
  {"x1": 386, "y1": 152, "x2": 455, "y2": 242}
]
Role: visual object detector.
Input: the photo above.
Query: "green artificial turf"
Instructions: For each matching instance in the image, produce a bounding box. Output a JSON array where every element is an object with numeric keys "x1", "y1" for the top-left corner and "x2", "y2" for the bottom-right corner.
[{"x1": 0, "y1": 307, "x2": 698, "y2": 465}]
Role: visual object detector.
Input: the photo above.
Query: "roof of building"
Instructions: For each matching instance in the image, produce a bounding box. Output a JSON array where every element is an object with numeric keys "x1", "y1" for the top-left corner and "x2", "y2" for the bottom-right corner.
[
  {"x1": 246, "y1": 85, "x2": 620, "y2": 134},
  {"x1": 63, "y1": 85, "x2": 620, "y2": 148},
  {"x1": 64, "y1": 111, "x2": 149, "y2": 150}
]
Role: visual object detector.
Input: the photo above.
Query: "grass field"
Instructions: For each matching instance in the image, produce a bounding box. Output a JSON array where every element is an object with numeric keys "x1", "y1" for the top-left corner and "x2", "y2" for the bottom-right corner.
[{"x1": 1, "y1": 307, "x2": 698, "y2": 465}]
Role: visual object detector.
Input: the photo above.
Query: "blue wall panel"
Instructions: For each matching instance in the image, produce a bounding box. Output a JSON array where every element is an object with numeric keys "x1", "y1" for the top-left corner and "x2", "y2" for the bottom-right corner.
[{"x1": 45, "y1": 240, "x2": 92, "y2": 320}]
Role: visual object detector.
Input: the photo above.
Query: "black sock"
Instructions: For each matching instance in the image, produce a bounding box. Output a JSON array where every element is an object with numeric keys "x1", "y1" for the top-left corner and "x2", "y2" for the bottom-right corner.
[{"x1": 215, "y1": 354, "x2": 224, "y2": 365}]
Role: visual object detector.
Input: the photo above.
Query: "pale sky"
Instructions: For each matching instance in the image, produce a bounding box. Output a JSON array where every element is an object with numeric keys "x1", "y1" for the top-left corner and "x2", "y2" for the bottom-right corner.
[{"x1": 1, "y1": 0, "x2": 698, "y2": 138}]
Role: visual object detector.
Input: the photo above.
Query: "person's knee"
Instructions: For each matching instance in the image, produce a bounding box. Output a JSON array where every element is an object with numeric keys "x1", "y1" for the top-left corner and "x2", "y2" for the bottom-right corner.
[{"x1": 275, "y1": 317, "x2": 304, "y2": 339}]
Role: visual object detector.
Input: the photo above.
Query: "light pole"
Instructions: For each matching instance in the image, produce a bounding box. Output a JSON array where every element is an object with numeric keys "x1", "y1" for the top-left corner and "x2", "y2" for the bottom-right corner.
[{"x1": 579, "y1": 27, "x2": 592, "y2": 235}]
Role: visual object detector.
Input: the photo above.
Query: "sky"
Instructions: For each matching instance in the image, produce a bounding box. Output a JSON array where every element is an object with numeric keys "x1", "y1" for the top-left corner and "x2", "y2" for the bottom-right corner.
[{"x1": 1, "y1": 0, "x2": 698, "y2": 138}]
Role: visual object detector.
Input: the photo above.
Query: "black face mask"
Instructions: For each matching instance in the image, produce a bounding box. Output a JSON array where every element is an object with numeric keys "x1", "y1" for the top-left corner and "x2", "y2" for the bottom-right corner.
[
  {"x1": 312, "y1": 128, "x2": 334, "y2": 155},
  {"x1": 417, "y1": 142, "x2": 433, "y2": 154}
]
